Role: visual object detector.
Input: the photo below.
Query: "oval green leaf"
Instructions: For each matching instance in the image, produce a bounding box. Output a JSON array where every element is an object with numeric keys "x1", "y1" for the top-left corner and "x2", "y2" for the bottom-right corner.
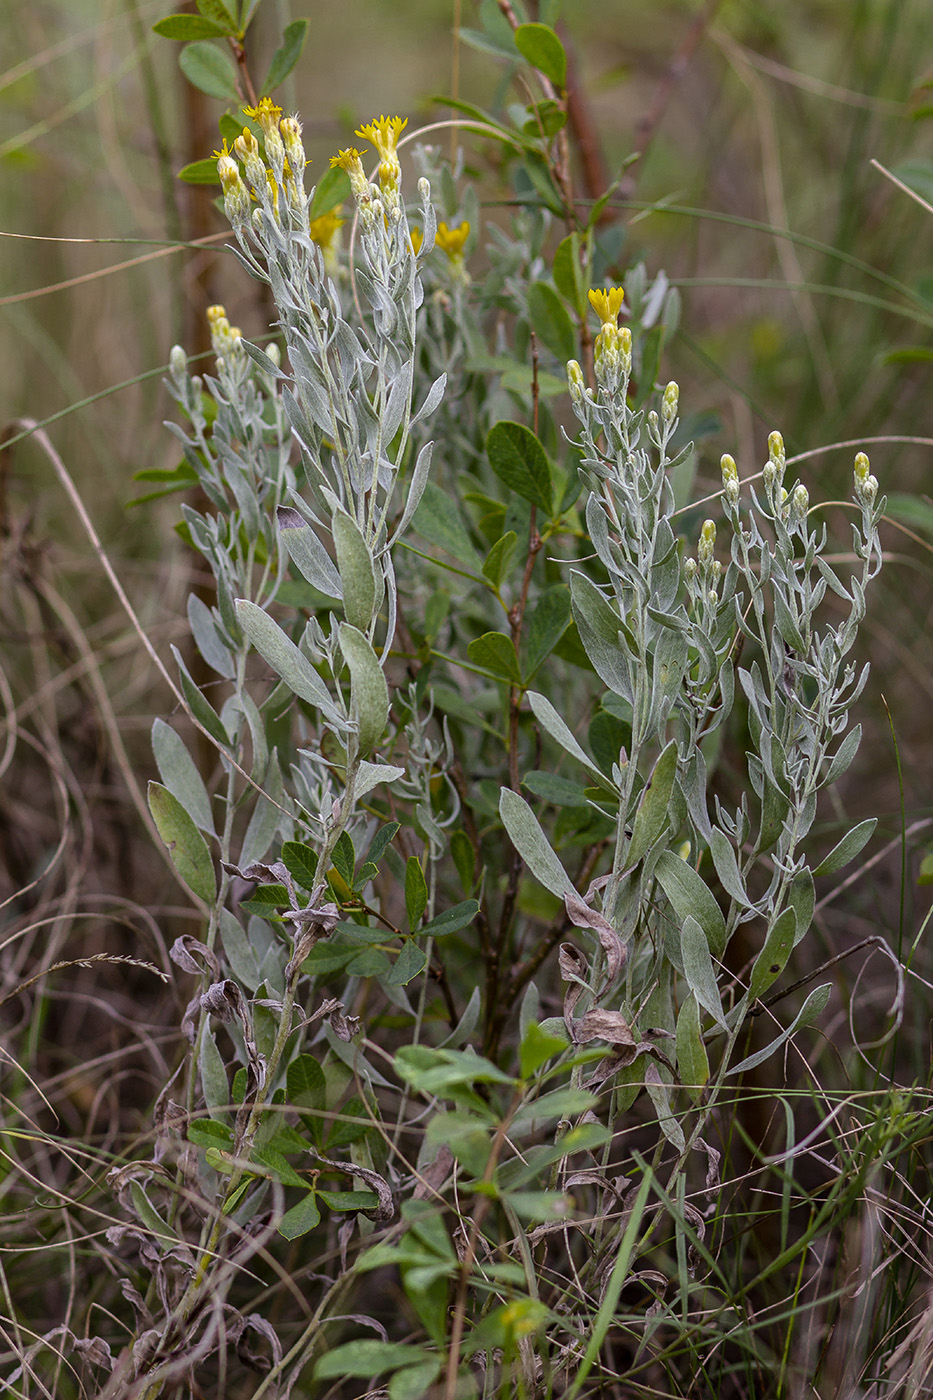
[
  {"x1": 486, "y1": 420, "x2": 553, "y2": 515},
  {"x1": 514, "y1": 22, "x2": 567, "y2": 88},
  {"x1": 148, "y1": 780, "x2": 216, "y2": 904}
]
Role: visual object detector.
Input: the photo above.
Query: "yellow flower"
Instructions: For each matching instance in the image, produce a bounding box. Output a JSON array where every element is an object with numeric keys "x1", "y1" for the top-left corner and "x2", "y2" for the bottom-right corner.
[
  {"x1": 330, "y1": 146, "x2": 366, "y2": 175},
  {"x1": 355, "y1": 114, "x2": 407, "y2": 192},
  {"x1": 410, "y1": 226, "x2": 423, "y2": 255},
  {"x1": 242, "y1": 97, "x2": 283, "y2": 139},
  {"x1": 308, "y1": 208, "x2": 345, "y2": 249},
  {"x1": 355, "y1": 114, "x2": 407, "y2": 162},
  {"x1": 435, "y1": 221, "x2": 470, "y2": 258},
  {"x1": 588, "y1": 286, "x2": 625, "y2": 325}
]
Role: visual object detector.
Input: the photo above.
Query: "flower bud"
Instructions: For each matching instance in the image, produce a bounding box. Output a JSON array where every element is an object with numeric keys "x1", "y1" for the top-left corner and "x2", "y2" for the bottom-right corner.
[
  {"x1": 418, "y1": 177, "x2": 430, "y2": 203},
  {"x1": 684, "y1": 557, "x2": 697, "y2": 582},
  {"x1": 662, "y1": 380, "x2": 679, "y2": 424},
  {"x1": 792, "y1": 483, "x2": 809, "y2": 518},
  {"x1": 169, "y1": 344, "x2": 187, "y2": 384},
  {"x1": 567, "y1": 359, "x2": 586, "y2": 405},
  {"x1": 698, "y1": 519, "x2": 716, "y2": 566},
  {"x1": 768, "y1": 430, "x2": 785, "y2": 470},
  {"x1": 721, "y1": 453, "x2": 740, "y2": 505},
  {"x1": 854, "y1": 451, "x2": 878, "y2": 506}
]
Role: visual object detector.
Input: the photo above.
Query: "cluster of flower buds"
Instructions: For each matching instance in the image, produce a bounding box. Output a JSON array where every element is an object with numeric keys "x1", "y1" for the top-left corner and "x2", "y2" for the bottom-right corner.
[
  {"x1": 206, "y1": 303, "x2": 245, "y2": 377},
  {"x1": 684, "y1": 518, "x2": 723, "y2": 606},
  {"x1": 853, "y1": 450, "x2": 878, "y2": 508},
  {"x1": 214, "y1": 98, "x2": 311, "y2": 238}
]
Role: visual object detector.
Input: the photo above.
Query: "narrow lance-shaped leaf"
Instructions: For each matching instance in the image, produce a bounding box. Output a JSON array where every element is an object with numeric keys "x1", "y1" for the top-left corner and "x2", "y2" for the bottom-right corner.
[
  {"x1": 339, "y1": 623, "x2": 389, "y2": 757},
  {"x1": 727, "y1": 984, "x2": 832, "y2": 1077},
  {"x1": 681, "y1": 915, "x2": 727, "y2": 1029},
  {"x1": 499, "y1": 788, "x2": 574, "y2": 898},
  {"x1": 749, "y1": 906, "x2": 797, "y2": 1001},
  {"x1": 260, "y1": 18, "x2": 309, "y2": 94},
  {"x1": 624, "y1": 739, "x2": 678, "y2": 871},
  {"x1": 676, "y1": 993, "x2": 709, "y2": 1105},
  {"x1": 654, "y1": 849, "x2": 726, "y2": 960},
  {"x1": 148, "y1": 781, "x2": 216, "y2": 904},
  {"x1": 236, "y1": 600, "x2": 345, "y2": 726},
  {"x1": 333, "y1": 510, "x2": 376, "y2": 632},
  {"x1": 812, "y1": 818, "x2": 876, "y2": 878}
]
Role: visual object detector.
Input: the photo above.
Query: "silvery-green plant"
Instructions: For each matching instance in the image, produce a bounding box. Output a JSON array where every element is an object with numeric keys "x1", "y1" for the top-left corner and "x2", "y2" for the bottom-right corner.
[{"x1": 109, "y1": 89, "x2": 887, "y2": 1400}]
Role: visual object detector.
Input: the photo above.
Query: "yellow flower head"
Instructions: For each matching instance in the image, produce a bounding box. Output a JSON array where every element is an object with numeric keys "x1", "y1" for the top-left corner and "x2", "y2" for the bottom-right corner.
[
  {"x1": 355, "y1": 115, "x2": 407, "y2": 192},
  {"x1": 308, "y1": 208, "x2": 345, "y2": 249},
  {"x1": 243, "y1": 97, "x2": 283, "y2": 140},
  {"x1": 435, "y1": 220, "x2": 470, "y2": 259},
  {"x1": 588, "y1": 286, "x2": 625, "y2": 326},
  {"x1": 330, "y1": 146, "x2": 366, "y2": 176},
  {"x1": 355, "y1": 115, "x2": 407, "y2": 162}
]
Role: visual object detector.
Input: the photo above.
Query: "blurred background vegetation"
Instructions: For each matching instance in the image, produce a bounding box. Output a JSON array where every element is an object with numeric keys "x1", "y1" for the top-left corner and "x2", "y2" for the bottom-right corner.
[{"x1": 2, "y1": 2, "x2": 933, "y2": 1386}]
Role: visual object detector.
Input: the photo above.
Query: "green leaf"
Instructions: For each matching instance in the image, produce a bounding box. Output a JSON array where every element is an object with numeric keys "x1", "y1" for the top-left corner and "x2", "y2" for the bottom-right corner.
[
  {"x1": 339, "y1": 623, "x2": 390, "y2": 757},
  {"x1": 527, "y1": 281, "x2": 576, "y2": 363},
  {"x1": 277, "y1": 509, "x2": 342, "y2": 598},
  {"x1": 655, "y1": 849, "x2": 726, "y2": 960},
  {"x1": 514, "y1": 22, "x2": 567, "y2": 87},
  {"x1": 527, "y1": 689, "x2": 601, "y2": 780},
  {"x1": 481, "y1": 531, "x2": 518, "y2": 589},
  {"x1": 278, "y1": 1190, "x2": 321, "y2": 1239},
  {"x1": 523, "y1": 585, "x2": 571, "y2": 679},
  {"x1": 187, "y1": 1117, "x2": 233, "y2": 1149},
  {"x1": 261, "y1": 18, "x2": 309, "y2": 94},
  {"x1": 624, "y1": 739, "x2": 678, "y2": 870},
  {"x1": 172, "y1": 646, "x2": 230, "y2": 747},
  {"x1": 153, "y1": 15, "x2": 230, "y2": 40},
  {"x1": 419, "y1": 900, "x2": 480, "y2": 938},
  {"x1": 467, "y1": 631, "x2": 522, "y2": 684},
  {"x1": 451, "y1": 830, "x2": 475, "y2": 893},
  {"x1": 148, "y1": 781, "x2": 216, "y2": 904},
  {"x1": 487, "y1": 420, "x2": 553, "y2": 514},
  {"x1": 523, "y1": 771, "x2": 588, "y2": 807},
  {"x1": 386, "y1": 941, "x2": 428, "y2": 986},
  {"x1": 499, "y1": 787, "x2": 574, "y2": 898},
  {"x1": 332, "y1": 510, "x2": 376, "y2": 631},
  {"x1": 727, "y1": 984, "x2": 832, "y2": 1077},
  {"x1": 676, "y1": 994, "x2": 709, "y2": 1104},
  {"x1": 286, "y1": 1053, "x2": 326, "y2": 1110},
  {"x1": 332, "y1": 830, "x2": 356, "y2": 891},
  {"x1": 681, "y1": 915, "x2": 726, "y2": 1029},
  {"x1": 395, "y1": 1045, "x2": 514, "y2": 1094},
  {"x1": 388, "y1": 1360, "x2": 442, "y2": 1400},
  {"x1": 309, "y1": 164, "x2": 351, "y2": 219},
  {"x1": 519, "y1": 1021, "x2": 568, "y2": 1078},
  {"x1": 553, "y1": 231, "x2": 587, "y2": 315},
  {"x1": 197, "y1": 0, "x2": 237, "y2": 25},
  {"x1": 281, "y1": 840, "x2": 318, "y2": 890},
  {"x1": 177, "y1": 157, "x2": 223, "y2": 184},
  {"x1": 152, "y1": 719, "x2": 214, "y2": 833},
  {"x1": 366, "y1": 821, "x2": 400, "y2": 868},
  {"x1": 178, "y1": 40, "x2": 240, "y2": 101},
  {"x1": 411, "y1": 481, "x2": 481, "y2": 569},
  {"x1": 236, "y1": 600, "x2": 344, "y2": 722},
  {"x1": 426, "y1": 1109, "x2": 493, "y2": 1176},
  {"x1": 317, "y1": 1189, "x2": 380, "y2": 1211},
  {"x1": 405, "y1": 856, "x2": 428, "y2": 929},
  {"x1": 749, "y1": 907, "x2": 797, "y2": 1000},
  {"x1": 314, "y1": 1341, "x2": 437, "y2": 1383},
  {"x1": 709, "y1": 827, "x2": 752, "y2": 908},
  {"x1": 812, "y1": 818, "x2": 877, "y2": 878},
  {"x1": 569, "y1": 572, "x2": 632, "y2": 700}
]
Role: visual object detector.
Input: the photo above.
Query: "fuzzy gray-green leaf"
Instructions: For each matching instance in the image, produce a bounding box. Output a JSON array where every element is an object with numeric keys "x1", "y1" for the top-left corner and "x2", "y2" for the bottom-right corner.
[
  {"x1": 681, "y1": 915, "x2": 727, "y2": 1029},
  {"x1": 333, "y1": 510, "x2": 377, "y2": 632},
  {"x1": 655, "y1": 849, "x2": 726, "y2": 960},
  {"x1": 499, "y1": 787, "x2": 574, "y2": 898},
  {"x1": 812, "y1": 818, "x2": 876, "y2": 878},
  {"x1": 339, "y1": 623, "x2": 389, "y2": 757},
  {"x1": 152, "y1": 719, "x2": 214, "y2": 834}
]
